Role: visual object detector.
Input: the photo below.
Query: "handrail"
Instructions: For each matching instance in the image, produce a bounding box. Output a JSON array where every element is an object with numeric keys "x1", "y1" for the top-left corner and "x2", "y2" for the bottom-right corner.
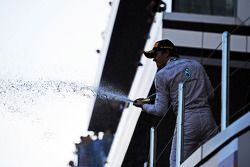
[
  {"x1": 149, "y1": 127, "x2": 156, "y2": 167},
  {"x1": 176, "y1": 83, "x2": 185, "y2": 167},
  {"x1": 221, "y1": 31, "x2": 230, "y2": 131}
]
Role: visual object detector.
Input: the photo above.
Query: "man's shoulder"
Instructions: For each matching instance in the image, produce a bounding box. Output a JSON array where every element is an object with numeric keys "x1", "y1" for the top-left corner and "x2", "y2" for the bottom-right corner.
[
  {"x1": 180, "y1": 58, "x2": 203, "y2": 67},
  {"x1": 165, "y1": 58, "x2": 192, "y2": 69},
  {"x1": 158, "y1": 58, "x2": 201, "y2": 75}
]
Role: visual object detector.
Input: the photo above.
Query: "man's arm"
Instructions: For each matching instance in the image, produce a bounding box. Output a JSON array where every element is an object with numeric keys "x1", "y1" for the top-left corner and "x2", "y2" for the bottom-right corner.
[{"x1": 143, "y1": 73, "x2": 170, "y2": 116}]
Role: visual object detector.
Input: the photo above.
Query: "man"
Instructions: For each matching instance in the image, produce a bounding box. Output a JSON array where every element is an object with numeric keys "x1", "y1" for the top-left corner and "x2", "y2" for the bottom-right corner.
[{"x1": 133, "y1": 39, "x2": 218, "y2": 166}]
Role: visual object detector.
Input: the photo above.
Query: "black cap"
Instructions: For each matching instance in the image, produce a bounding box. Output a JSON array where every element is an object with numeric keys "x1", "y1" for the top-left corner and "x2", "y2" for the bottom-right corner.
[{"x1": 143, "y1": 39, "x2": 176, "y2": 58}]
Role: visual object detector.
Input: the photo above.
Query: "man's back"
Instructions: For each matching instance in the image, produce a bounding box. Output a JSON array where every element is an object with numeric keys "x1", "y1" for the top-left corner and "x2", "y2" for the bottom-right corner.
[{"x1": 157, "y1": 58, "x2": 213, "y2": 113}]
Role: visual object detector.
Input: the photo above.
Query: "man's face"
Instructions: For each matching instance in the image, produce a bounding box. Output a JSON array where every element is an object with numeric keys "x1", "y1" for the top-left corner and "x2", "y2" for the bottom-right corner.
[{"x1": 153, "y1": 50, "x2": 169, "y2": 69}]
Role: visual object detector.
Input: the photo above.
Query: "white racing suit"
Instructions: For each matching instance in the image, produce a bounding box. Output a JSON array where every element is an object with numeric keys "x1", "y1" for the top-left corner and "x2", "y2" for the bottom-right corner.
[{"x1": 142, "y1": 57, "x2": 218, "y2": 167}]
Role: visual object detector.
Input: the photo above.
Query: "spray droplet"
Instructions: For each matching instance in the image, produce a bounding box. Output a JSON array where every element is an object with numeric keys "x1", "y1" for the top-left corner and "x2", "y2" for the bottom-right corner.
[{"x1": 0, "y1": 79, "x2": 132, "y2": 113}]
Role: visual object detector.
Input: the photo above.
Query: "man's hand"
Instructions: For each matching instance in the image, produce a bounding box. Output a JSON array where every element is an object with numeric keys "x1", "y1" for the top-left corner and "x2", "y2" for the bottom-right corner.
[{"x1": 133, "y1": 98, "x2": 146, "y2": 108}]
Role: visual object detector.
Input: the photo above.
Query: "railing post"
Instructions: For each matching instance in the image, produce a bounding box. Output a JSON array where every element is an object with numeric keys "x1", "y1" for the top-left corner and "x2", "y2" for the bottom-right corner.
[
  {"x1": 176, "y1": 83, "x2": 184, "y2": 167},
  {"x1": 221, "y1": 31, "x2": 230, "y2": 131},
  {"x1": 149, "y1": 127, "x2": 156, "y2": 167}
]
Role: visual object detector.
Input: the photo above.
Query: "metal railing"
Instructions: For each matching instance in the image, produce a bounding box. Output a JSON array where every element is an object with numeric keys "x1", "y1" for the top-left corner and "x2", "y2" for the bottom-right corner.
[
  {"x1": 176, "y1": 83, "x2": 185, "y2": 167},
  {"x1": 221, "y1": 31, "x2": 230, "y2": 131}
]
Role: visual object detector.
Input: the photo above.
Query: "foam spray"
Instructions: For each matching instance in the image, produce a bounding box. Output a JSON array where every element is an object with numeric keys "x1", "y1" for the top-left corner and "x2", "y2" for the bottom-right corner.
[{"x1": 0, "y1": 79, "x2": 132, "y2": 112}]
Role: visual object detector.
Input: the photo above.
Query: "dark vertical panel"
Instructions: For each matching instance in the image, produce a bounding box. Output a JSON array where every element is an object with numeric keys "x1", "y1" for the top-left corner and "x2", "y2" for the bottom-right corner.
[{"x1": 88, "y1": 0, "x2": 161, "y2": 134}]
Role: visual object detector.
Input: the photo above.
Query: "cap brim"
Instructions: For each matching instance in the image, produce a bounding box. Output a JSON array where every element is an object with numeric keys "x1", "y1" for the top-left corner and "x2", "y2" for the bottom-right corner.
[{"x1": 143, "y1": 50, "x2": 156, "y2": 59}]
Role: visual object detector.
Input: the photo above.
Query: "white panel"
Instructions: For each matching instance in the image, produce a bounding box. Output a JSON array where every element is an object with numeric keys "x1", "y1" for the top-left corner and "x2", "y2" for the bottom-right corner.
[
  {"x1": 204, "y1": 33, "x2": 248, "y2": 53},
  {"x1": 181, "y1": 147, "x2": 202, "y2": 167},
  {"x1": 248, "y1": 36, "x2": 250, "y2": 53},
  {"x1": 106, "y1": 12, "x2": 163, "y2": 167},
  {"x1": 163, "y1": 29, "x2": 202, "y2": 48},
  {"x1": 202, "y1": 139, "x2": 238, "y2": 167},
  {"x1": 163, "y1": 30, "x2": 250, "y2": 53},
  {"x1": 231, "y1": 35, "x2": 247, "y2": 52},
  {"x1": 203, "y1": 32, "x2": 222, "y2": 50},
  {"x1": 94, "y1": 0, "x2": 121, "y2": 86}
]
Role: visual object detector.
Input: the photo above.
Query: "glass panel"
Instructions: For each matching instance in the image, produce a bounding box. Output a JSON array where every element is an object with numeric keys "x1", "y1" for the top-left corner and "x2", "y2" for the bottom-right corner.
[{"x1": 173, "y1": 0, "x2": 235, "y2": 16}]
